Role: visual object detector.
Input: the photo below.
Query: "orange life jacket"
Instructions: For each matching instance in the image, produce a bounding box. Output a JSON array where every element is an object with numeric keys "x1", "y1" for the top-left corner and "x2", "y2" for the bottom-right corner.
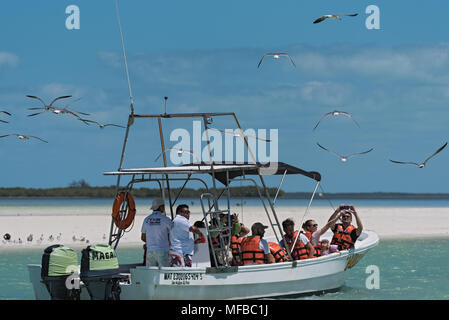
[
  {"x1": 230, "y1": 235, "x2": 242, "y2": 256},
  {"x1": 331, "y1": 224, "x2": 356, "y2": 250},
  {"x1": 268, "y1": 242, "x2": 288, "y2": 263},
  {"x1": 302, "y1": 232, "x2": 322, "y2": 257},
  {"x1": 241, "y1": 236, "x2": 266, "y2": 264},
  {"x1": 283, "y1": 231, "x2": 309, "y2": 260}
]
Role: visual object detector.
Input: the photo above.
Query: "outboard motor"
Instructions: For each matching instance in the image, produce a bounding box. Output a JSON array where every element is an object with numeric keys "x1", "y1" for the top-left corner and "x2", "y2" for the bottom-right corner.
[
  {"x1": 41, "y1": 244, "x2": 80, "y2": 300},
  {"x1": 80, "y1": 244, "x2": 123, "y2": 300}
]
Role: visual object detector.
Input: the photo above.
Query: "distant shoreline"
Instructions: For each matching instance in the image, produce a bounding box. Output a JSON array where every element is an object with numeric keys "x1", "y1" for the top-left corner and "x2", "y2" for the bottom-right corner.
[{"x1": 1, "y1": 186, "x2": 449, "y2": 200}]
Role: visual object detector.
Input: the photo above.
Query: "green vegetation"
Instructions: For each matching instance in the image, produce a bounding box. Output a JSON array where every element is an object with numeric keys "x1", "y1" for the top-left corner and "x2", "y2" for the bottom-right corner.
[{"x1": 0, "y1": 181, "x2": 448, "y2": 199}]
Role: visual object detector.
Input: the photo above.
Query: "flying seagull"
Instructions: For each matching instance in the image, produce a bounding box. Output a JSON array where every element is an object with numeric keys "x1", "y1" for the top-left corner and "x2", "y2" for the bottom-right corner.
[
  {"x1": 313, "y1": 110, "x2": 360, "y2": 131},
  {"x1": 154, "y1": 148, "x2": 200, "y2": 163},
  {"x1": 389, "y1": 142, "x2": 447, "y2": 168},
  {"x1": 0, "y1": 133, "x2": 48, "y2": 143},
  {"x1": 257, "y1": 53, "x2": 296, "y2": 68},
  {"x1": 26, "y1": 95, "x2": 72, "y2": 116},
  {"x1": 317, "y1": 142, "x2": 373, "y2": 162},
  {"x1": 209, "y1": 128, "x2": 272, "y2": 142},
  {"x1": 0, "y1": 110, "x2": 11, "y2": 123},
  {"x1": 313, "y1": 13, "x2": 358, "y2": 24},
  {"x1": 80, "y1": 119, "x2": 126, "y2": 129}
]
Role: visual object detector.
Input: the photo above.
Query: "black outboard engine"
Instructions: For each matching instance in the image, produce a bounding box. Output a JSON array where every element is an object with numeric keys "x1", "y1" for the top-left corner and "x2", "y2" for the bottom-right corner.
[
  {"x1": 41, "y1": 244, "x2": 80, "y2": 300},
  {"x1": 80, "y1": 244, "x2": 123, "y2": 300}
]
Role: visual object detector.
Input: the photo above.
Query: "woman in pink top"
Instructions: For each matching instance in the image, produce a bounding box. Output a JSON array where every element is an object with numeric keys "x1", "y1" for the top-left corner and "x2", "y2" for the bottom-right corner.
[{"x1": 301, "y1": 212, "x2": 341, "y2": 246}]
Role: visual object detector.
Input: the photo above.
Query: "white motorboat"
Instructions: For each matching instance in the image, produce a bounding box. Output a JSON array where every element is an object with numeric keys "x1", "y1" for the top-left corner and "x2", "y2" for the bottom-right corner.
[{"x1": 28, "y1": 111, "x2": 379, "y2": 300}]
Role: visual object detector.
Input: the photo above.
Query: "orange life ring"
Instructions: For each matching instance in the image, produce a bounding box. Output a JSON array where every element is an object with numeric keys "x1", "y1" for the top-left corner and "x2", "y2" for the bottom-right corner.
[{"x1": 112, "y1": 192, "x2": 136, "y2": 230}]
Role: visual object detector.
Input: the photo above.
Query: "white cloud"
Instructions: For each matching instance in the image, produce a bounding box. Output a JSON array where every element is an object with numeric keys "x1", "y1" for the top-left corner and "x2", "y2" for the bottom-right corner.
[{"x1": 0, "y1": 52, "x2": 19, "y2": 67}]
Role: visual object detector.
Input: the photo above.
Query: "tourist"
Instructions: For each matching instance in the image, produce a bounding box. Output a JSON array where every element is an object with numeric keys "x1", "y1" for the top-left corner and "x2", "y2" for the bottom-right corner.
[
  {"x1": 319, "y1": 239, "x2": 339, "y2": 256},
  {"x1": 140, "y1": 198, "x2": 172, "y2": 267},
  {"x1": 328, "y1": 204, "x2": 364, "y2": 250},
  {"x1": 280, "y1": 218, "x2": 314, "y2": 260},
  {"x1": 301, "y1": 214, "x2": 341, "y2": 257},
  {"x1": 240, "y1": 222, "x2": 275, "y2": 265}
]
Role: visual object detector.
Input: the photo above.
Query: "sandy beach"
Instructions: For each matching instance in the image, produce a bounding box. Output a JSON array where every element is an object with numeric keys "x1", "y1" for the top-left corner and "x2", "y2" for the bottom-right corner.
[{"x1": 1, "y1": 205, "x2": 448, "y2": 250}]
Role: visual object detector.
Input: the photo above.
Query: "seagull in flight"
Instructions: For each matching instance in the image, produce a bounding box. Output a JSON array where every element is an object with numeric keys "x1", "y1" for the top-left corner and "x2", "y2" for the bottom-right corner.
[
  {"x1": 257, "y1": 53, "x2": 296, "y2": 68},
  {"x1": 26, "y1": 95, "x2": 72, "y2": 117},
  {"x1": 317, "y1": 142, "x2": 373, "y2": 162},
  {"x1": 209, "y1": 128, "x2": 272, "y2": 142},
  {"x1": 0, "y1": 110, "x2": 11, "y2": 123},
  {"x1": 313, "y1": 110, "x2": 360, "y2": 131},
  {"x1": 80, "y1": 119, "x2": 125, "y2": 129},
  {"x1": 155, "y1": 148, "x2": 200, "y2": 163},
  {"x1": 313, "y1": 13, "x2": 358, "y2": 24},
  {"x1": 389, "y1": 142, "x2": 447, "y2": 168},
  {"x1": 0, "y1": 133, "x2": 48, "y2": 143}
]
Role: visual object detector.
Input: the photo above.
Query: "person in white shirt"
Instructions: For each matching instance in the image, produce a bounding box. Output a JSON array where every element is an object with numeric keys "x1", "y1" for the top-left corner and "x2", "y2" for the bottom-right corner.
[
  {"x1": 141, "y1": 198, "x2": 173, "y2": 267},
  {"x1": 169, "y1": 204, "x2": 203, "y2": 267}
]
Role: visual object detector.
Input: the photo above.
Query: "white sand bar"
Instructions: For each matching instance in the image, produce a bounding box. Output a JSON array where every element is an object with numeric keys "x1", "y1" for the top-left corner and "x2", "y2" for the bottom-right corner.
[{"x1": 1, "y1": 206, "x2": 448, "y2": 250}]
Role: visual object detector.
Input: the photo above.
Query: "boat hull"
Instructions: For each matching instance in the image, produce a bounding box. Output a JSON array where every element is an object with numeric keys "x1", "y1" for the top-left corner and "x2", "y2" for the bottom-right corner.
[{"x1": 28, "y1": 230, "x2": 378, "y2": 300}]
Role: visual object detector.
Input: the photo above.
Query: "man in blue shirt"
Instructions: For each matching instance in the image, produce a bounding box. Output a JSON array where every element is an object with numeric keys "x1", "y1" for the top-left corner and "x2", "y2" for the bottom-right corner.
[
  {"x1": 169, "y1": 204, "x2": 204, "y2": 267},
  {"x1": 141, "y1": 198, "x2": 173, "y2": 267}
]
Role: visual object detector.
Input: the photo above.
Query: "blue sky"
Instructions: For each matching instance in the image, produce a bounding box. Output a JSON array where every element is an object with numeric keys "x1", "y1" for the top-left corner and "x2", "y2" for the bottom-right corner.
[{"x1": 1, "y1": 0, "x2": 448, "y2": 193}]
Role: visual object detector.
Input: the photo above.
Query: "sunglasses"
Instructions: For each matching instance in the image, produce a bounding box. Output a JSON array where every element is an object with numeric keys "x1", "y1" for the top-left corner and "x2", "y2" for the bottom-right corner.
[
  {"x1": 309, "y1": 224, "x2": 318, "y2": 227},
  {"x1": 183, "y1": 210, "x2": 190, "y2": 214}
]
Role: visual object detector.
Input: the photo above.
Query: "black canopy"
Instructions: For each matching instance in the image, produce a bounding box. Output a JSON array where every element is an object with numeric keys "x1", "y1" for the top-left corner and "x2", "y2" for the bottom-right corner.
[{"x1": 182, "y1": 161, "x2": 321, "y2": 185}]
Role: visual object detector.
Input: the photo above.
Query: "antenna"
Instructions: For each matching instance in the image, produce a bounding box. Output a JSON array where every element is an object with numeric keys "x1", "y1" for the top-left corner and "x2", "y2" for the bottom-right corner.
[
  {"x1": 164, "y1": 96, "x2": 168, "y2": 114},
  {"x1": 114, "y1": 0, "x2": 134, "y2": 114}
]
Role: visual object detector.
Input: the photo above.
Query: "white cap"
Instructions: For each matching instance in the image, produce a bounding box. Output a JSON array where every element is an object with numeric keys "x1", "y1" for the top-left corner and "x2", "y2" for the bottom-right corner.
[{"x1": 151, "y1": 198, "x2": 165, "y2": 211}]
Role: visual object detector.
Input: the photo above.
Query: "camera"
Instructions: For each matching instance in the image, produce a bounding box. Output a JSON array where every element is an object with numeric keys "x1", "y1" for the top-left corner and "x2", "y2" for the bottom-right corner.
[{"x1": 341, "y1": 205, "x2": 350, "y2": 210}]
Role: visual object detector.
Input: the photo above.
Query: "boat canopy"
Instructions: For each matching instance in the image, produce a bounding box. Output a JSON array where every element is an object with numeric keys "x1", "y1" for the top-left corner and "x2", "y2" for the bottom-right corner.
[{"x1": 104, "y1": 161, "x2": 321, "y2": 185}]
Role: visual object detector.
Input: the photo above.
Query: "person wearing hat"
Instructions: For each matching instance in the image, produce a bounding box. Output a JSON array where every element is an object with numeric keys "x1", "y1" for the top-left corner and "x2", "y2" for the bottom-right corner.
[
  {"x1": 240, "y1": 222, "x2": 275, "y2": 265},
  {"x1": 141, "y1": 198, "x2": 173, "y2": 267}
]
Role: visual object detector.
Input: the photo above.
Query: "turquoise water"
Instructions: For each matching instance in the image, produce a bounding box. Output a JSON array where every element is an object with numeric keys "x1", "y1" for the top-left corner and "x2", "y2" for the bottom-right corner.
[{"x1": 1, "y1": 239, "x2": 448, "y2": 300}]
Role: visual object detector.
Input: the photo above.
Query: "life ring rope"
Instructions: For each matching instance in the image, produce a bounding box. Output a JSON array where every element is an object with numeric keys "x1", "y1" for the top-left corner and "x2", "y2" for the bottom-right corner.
[{"x1": 112, "y1": 191, "x2": 136, "y2": 230}]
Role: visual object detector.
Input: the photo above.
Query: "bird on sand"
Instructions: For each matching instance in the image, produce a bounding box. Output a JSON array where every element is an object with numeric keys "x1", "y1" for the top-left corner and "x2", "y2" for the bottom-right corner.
[
  {"x1": 389, "y1": 142, "x2": 447, "y2": 168},
  {"x1": 27, "y1": 234, "x2": 33, "y2": 242},
  {"x1": 0, "y1": 110, "x2": 11, "y2": 123},
  {"x1": 26, "y1": 95, "x2": 72, "y2": 116},
  {"x1": 257, "y1": 53, "x2": 296, "y2": 68},
  {"x1": 313, "y1": 13, "x2": 358, "y2": 24},
  {"x1": 313, "y1": 110, "x2": 360, "y2": 131},
  {"x1": 79, "y1": 119, "x2": 125, "y2": 129},
  {"x1": 317, "y1": 142, "x2": 373, "y2": 162},
  {"x1": 209, "y1": 128, "x2": 272, "y2": 142},
  {"x1": 0, "y1": 133, "x2": 48, "y2": 143}
]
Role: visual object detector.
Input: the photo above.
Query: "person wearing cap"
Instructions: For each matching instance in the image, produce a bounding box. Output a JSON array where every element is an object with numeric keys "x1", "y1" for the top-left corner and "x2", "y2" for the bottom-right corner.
[
  {"x1": 240, "y1": 222, "x2": 275, "y2": 265},
  {"x1": 169, "y1": 204, "x2": 204, "y2": 267},
  {"x1": 141, "y1": 198, "x2": 173, "y2": 267}
]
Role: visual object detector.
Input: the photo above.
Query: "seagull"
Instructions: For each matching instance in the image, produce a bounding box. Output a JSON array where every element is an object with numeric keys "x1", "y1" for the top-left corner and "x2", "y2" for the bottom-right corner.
[
  {"x1": 79, "y1": 119, "x2": 125, "y2": 129},
  {"x1": 102, "y1": 234, "x2": 106, "y2": 240},
  {"x1": 72, "y1": 235, "x2": 77, "y2": 242},
  {"x1": 389, "y1": 142, "x2": 447, "y2": 168},
  {"x1": 39, "y1": 234, "x2": 44, "y2": 242},
  {"x1": 80, "y1": 236, "x2": 86, "y2": 242},
  {"x1": 26, "y1": 95, "x2": 72, "y2": 117},
  {"x1": 257, "y1": 53, "x2": 296, "y2": 68},
  {"x1": 313, "y1": 110, "x2": 360, "y2": 131},
  {"x1": 0, "y1": 133, "x2": 48, "y2": 143},
  {"x1": 155, "y1": 148, "x2": 201, "y2": 163},
  {"x1": 317, "y1": 142, "x2": 373, "y2": 162},
  {"x1": 0, "y1": 110, "x2": 11, "y2": 123},
  {"x1": 209, "y1": 128, "x2": 272, "y2": 142},
  {"x1": 313, "y1": 13, "x2": 358, "y2": 24},
  {"x1": 27, "y1": 234, "x2": 33, "y2": 242},
  {"x1": 56, "y1": 233, "x2": 62, "y2": 241},
  {"x1": 48, "y1": 235, "x2": 54, "y2": 242}
]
